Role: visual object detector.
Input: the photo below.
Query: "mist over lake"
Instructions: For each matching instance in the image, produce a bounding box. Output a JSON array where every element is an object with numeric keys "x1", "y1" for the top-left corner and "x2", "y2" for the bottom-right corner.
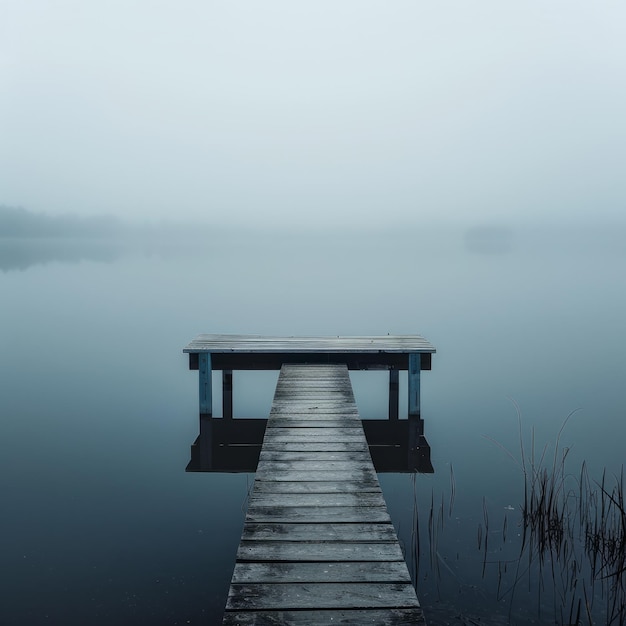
[
  {"x1": 1, "y1": 221, "x2": 625, "y2": 624},
  {"x1": 3, "y1": 1, "x2": 626, "y2": 620}
]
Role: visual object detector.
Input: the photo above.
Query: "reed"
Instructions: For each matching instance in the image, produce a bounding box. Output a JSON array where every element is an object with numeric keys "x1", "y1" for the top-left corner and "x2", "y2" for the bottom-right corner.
[
  {"x1": 483, "y1": 408, "x2": 626, "y2": 624},
  {"x1": 408, "y1": 405, "x2": 625, "y2": 623}
]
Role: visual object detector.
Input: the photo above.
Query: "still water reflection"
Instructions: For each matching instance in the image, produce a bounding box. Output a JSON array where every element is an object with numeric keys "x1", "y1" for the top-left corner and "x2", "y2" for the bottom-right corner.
[{"x1": 1, "y1": 226, "x2": 625, "y2": 624}]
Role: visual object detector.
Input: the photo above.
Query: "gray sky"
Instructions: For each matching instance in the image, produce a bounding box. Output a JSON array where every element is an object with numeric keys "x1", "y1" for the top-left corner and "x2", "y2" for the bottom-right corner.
[{"x1": 2, "y1": 1, "x2": 625, "y2": 227}]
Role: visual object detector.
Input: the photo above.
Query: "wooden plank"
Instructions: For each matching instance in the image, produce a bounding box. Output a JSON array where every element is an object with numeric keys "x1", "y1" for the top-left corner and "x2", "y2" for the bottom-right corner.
[
  {"x1": 273, "y1": 387, "x2": 354, "y2": 393},
  {"x1": 261, "y1": 434, "x2": 367, "y2": 443},
  {"x1": 270, "y1": 407, "x2": 359, "y2": 414},
  {"x1": 225, "y1": 582, "x2": 420, "y2": 610},
  {"x1": 274, "y1": 389, "x2": 352, "y2": 393},
  {"x1": 259, "y1": 442, "x2": 372, "y2": 452},
  {"x1": 272, "y1": 394, "x2": 355, "y2": 398},
  {"x1": 204, "y1": 352, "x2": 419, "y2": 371},
  {"x1": 223, "y1": 608, "x2": 426, "y2": 625},
  {"x1": 256, "y1": 460, "x2": 377, "y2": 473},
  {"x1": 237, "y1": 541, "x2": 404, "y2": 562},
  {"x1": 243, "y1": 506, "x2": 391, "y2": 523},
  {"x1": 247, "y1": 492, "x2": 386, "y2": 507},
  {"x1": 184, "y1": 333, "x2": 436, "y2": 354},
  {"x1": 277, "y1": 375, "x2": 352, "y2": 382},
  {"x1": 241, "y1": 522, "x2": 399, "y2": 542},
  {"x1": 269, "y1": 409, "x2": 360, "y2": 415},
  {"x1": 272, "y1": 390, "x2": 355, "y2": 396},
  {"x1": 231, "y1": 561, "x2": 412, "y2": 583},
  {"x1": 258, "y1": 450, "x2": 371, "y2": 462},
  {"x1": 262, "y1": 428, "x2": 362, "y2": 437},
  {"x1": 265, "y1": 419, "x2": 361, "y2": 428},
  {"x1": 264, "y1": 426, "x2": 364, "y2": 435},
  {"x1": 251, "y1": 481, "x2": 381, "y2": 494},
  {"x1": 270, "y1": 405, "x2": 356, "y2": 413},
  {"x1": 254, "y1": 469, "x2": 377, "y2": 482},
  {"x1": 271, "y1": 398, "x2": 354, "y2": 403},
  {"x1": 262, "y1": 432, "x2": 365, "y2": 440},
  {"x1": 273, "y1": 391, "x2": 355, "y2": 398},
  {"x1": 273, "y1": 389, "x2": 353, "y2": 395},
  {"x1": 270, "y1": 403, "x2": 356, "y2": 410}
]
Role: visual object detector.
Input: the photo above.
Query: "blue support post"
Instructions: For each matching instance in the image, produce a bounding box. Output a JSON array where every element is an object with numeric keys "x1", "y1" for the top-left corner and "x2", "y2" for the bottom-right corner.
[
  {"x1": 408, "y1": 353, "x2": 422, "y2": 468},
  {"x1": 199, "y1": 352, "x2": 212, "y2": 418},
  {"x1": 198, "y1": 352, "x2": 213, "y2": 469},
  {"x1": 408, "y1": 353, "x2": 421, "y2": 418}
]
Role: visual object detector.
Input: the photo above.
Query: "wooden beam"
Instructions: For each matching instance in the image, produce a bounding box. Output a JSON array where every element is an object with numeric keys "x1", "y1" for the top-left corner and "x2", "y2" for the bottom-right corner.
[
  {"x1": 222, "y1": 369, "x2": 233, "y2": 419},
  {"x1": 389, "y1": 368, "x2": 399, "y2": 421},
  {"x1": 198, "y1": 352, "x2": 212, "y2": 418},
  {"x1": 408, "y1": 353, "x2": 421, "y2": 417}
]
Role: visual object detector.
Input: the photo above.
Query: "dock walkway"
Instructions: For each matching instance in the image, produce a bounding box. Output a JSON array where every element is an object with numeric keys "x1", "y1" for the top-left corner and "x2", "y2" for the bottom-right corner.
[{"x1": 222, "y1": 363, "x2": 426, "y2": 625}]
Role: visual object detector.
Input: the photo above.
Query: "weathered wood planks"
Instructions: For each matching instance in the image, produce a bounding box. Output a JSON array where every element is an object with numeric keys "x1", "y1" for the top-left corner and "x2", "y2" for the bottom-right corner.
[
  {"x1": 222, "y1": 364, "x2": 426, "y2": 625},
  {"x1": 185, "y1": 334, "x2": 435, "y2": 375},
  {"x1": 223, "y1": 608, "x2": 427, "y2": 625},
  {"x1": 231, "y1": 561, "x2": 412, "y2": 583},
  {"x1": 185, "y1": 334, "x2": 436, "y2": 354}
]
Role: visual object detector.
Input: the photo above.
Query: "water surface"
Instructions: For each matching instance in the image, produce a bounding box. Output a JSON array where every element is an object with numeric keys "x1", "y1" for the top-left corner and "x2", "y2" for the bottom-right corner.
[{"x1": 1, "y1": 225, "x2": 625, "y2": 624}]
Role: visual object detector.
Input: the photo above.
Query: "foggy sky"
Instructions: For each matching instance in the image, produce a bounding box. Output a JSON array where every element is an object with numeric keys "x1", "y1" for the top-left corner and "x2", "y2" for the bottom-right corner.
[{"x1": 2, "y1": 1, "x2": 625, "y2": 228}]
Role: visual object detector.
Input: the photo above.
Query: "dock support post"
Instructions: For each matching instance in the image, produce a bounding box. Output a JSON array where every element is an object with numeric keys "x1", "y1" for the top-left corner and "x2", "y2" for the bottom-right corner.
[
  {"x1": 389, "y1": 368, "x2": 399, "y2": 421},
  {"x1": 408, "y1": 353, "x2": 422, "y2": 468},
  {"x1": 199, "y1": 353, "x2": 212, "y2": 418},
  {"x1": 222, "y1": 369, "x2": 233, "y2": 419},
  {"x1": 408, "y1": 353, "x2": 421, "y2": 418},
  {"x1": 198, "y1": 353, "x2": 212, "y2": 468}
]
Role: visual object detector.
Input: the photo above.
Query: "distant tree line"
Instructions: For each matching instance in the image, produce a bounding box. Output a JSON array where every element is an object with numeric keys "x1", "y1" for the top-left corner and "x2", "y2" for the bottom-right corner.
[{"x1": 0, "y1": 205, "x2": 122, "y2": 238}]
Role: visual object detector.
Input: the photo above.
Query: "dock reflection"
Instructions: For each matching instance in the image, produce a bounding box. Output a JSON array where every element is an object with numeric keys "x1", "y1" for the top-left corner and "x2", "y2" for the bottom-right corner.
[{"x1": 186, "y1": 418, "x2": 433, "y2": 473}]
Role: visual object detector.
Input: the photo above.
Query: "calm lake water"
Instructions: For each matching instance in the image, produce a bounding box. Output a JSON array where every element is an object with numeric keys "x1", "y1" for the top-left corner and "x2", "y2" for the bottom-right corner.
[{"x1": 1, "y1": 225, "x2": 625, "y2": 625}]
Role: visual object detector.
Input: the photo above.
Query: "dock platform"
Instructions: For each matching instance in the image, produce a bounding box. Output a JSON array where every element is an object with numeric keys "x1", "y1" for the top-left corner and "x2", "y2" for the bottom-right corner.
[
  {"x1": 184, "y1": 334, "x2": 436, "y2": 473},
  {"x1": 222, "y1": 363, "x2": 426, "y2": 625},
  {"x1": 182, "y1": 335, "x2": 436, "y2": 623}
]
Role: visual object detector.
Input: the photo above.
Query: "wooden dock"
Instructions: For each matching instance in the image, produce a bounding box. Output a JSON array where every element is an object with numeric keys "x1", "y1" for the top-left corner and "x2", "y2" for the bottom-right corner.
[
  {"x1": 183, "y1": 335, "x2": 436, "y2": 623},
  {"x1": 184, "y1": 334, "x2": 435, "y2": 473},
  {"x1": 221, "y1": 363, "x2": 426, "y2": 625}
]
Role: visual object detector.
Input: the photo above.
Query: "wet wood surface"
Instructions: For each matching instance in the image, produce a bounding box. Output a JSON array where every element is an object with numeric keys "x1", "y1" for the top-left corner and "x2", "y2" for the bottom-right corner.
[
  {"x1": 223, "y1": 608, "x2": 427, "y2": 626},
  {"x1": 185, "y1": 335, "x2": 435, "y2": 372},
  {"x1": 222, "y1": 363, "x2": 425, "y2": 624},
  {"x1": 185, "y1": 334, "x2": 436, "y2": 354}
]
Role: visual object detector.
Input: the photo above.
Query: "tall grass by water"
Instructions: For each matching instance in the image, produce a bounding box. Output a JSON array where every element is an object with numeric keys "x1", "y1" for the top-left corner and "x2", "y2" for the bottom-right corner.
[{"x1": 407, "y1": 407, "x2": 626, "y2": 625}]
